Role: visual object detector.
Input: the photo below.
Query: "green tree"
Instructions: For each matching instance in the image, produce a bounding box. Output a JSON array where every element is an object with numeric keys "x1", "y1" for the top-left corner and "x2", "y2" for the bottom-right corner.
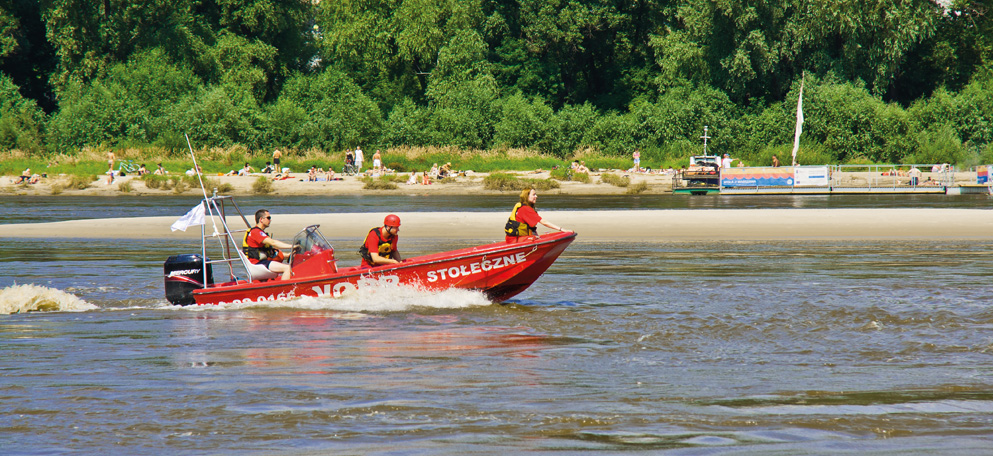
[
  {"x1": 315, "y1": 0, "x2": 481, "y2": 110},
  {"x1": 46, "y1": 49, "x2": 201, "y2": 151},
  {"x1": 802, "y1": 77, "x2": 911, "y2": 163},
  {"x1": 539, "y1": 102, "x2": 599, "y2": 157},
  {"x1": 797, "y1": 0, "x2": 940, "y2": 98},
  {"x1": 383, "y1": 97, "x2": 432, "y2": 147},
  {"x1": 653, "y1": 0, "x2": 792, "y2": 101},
  {"x1": 0, "y1": 74, "x2": 45, "y2": 152},
  {"x1": 493, "y1": 93, "x2": 553, "y2": 149},
  {"x1": 263, "y1": 69, "x2": 383, "y2": 151},
  {"x1": 425, "y1": 29, "x2": 499, "y2": 149}
]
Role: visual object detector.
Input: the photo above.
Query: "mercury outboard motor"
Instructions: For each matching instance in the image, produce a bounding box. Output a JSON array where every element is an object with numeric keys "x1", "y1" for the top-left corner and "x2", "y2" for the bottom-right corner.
[{"x1": 164, "y1": 254, "x2": 214, "y2": 305}]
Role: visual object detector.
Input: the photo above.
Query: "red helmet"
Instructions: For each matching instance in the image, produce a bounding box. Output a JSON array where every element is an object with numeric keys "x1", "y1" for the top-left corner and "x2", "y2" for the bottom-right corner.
[{"x1": 384, "y1": 214, "x2": 401, "y2": 227}]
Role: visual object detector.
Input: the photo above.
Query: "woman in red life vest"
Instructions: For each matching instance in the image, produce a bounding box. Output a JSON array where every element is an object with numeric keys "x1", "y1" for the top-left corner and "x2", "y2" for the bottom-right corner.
[
  {"x1": 359, "y1": 214, "x2": 403, "y2": 268},
  {"x1": 504, "y1": 188, "x2": 571, "y2": 243}
]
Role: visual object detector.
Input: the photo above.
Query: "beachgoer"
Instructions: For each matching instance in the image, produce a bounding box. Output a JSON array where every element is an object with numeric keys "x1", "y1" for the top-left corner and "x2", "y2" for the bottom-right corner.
[
  {"x1": 108, "y1": 152, "x2": 116, "y2": 171},
  {"x1": 504, "y1": 188, "x2": 571, "y2": 243},
  {"x1": 238, "y1": 162, "x2": 254, "y2": 176},
  {"x1": 137, "y1": 164, "x2": 148, "y2": 175},
  {"x1": 344, "y1": 151, "x2": 355, "y2": 175},
  {"x1": 106, "y1": 167, "x2": 115, "y2": 185},
  {"x1": 909, "y1": 166, "x2": 922, "y2": 186},
  {"x1": 359, "y1": 214, "x2": 403, "y2": 268},
  {"x1": 242, "y1": 209, "x2": 295, "y2": 280},
  {"x1": 372, "y1": 149, "x2": 382, "y2": 174},
  {"x1": 406, "y1": 172, "x2": 418, "y2": 185},
  {"x1": 154, "y1": 163, "x2": 166, "y2": 175},
  {"x1": 430, "y1": 163, "x2": 439, "y2": 177},
  {"x1": 421, "y1": 171, "x2": 432, "y2": 185},
  {"x1": 633, "y1": 149, "x2": 641, "y2": 172},
  {"x1": 771, "y1": 155, "x2": 780, "y2": 167},
  {"x1": 439, "y1": 162, "x2": 452, "y2": 178},
  {"x1": 16, "y1": 168, "x2": 30, "y2": 184},
  {"x1": 326, "y1": 168, "x2": 336, "y2": 181},
  {"x1": 261, "y1": 161, "x2": 274, "y2": 174},
  {"x1": 354, "y1": 147, "x2": 364, "y2": 172},
  {"x1": 272, "y1": 149, "x2": 282, "y2": 171}
]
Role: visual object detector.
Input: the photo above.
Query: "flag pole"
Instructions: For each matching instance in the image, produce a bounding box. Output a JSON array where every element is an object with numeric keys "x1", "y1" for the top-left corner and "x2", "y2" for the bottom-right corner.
[{"x1": 791, "y1": 73, "x2": 805, "y2": 167}]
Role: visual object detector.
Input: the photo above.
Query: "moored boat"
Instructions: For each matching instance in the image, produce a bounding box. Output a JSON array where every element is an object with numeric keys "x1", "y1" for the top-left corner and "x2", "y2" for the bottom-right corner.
[{"x1": 164, "y1": 195, "x2": 576, "y2": 306}]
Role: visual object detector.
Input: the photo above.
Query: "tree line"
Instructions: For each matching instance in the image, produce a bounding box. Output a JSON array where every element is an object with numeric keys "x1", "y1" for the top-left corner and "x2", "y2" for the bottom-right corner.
[{"x1": 1, "y1": 0, "x2": 991, "y2": 166}]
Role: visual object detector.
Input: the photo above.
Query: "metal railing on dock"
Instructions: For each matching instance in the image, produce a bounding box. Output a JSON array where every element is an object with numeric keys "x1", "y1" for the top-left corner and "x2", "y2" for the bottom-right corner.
[{"x1": 716, "y1": 163, "x2": 963, "y2": 195}]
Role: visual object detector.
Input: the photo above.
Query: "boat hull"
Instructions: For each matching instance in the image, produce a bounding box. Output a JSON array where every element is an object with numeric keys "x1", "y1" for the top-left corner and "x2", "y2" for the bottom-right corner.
[{"x1": 189, "y1": 231, "x2": 576, "y2": 306}]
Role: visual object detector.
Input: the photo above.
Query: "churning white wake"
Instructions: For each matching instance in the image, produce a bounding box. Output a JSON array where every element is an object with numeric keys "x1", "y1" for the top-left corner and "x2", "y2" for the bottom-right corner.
[
  {"x1": 0, "y1": 284, "x2": 98, "y2": 314},
  {"x1": 192, "y1": 279, "x2": 493, "y2": 312}
]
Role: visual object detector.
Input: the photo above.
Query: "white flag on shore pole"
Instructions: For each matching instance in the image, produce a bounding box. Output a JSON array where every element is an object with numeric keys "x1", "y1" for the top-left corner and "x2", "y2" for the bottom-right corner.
[
  {"x1": 171, "y1": 203, "x2": 205, "y2": 232},
  {"x1": 791, "y1": 79, "x2": 804, "y2": 166}
]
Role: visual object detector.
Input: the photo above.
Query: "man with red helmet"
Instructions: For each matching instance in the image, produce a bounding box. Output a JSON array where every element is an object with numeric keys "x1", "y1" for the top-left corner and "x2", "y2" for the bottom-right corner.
[{"x1": 359, "y1": 214, "x2": 404, "y2": 267}]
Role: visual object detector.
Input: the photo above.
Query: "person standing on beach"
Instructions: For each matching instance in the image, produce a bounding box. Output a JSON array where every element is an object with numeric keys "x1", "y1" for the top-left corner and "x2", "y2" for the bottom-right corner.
[
  {"x1": 372, "y1": 149, "x2": 382, "y2": 174},
  {"x1": 359, "y1": 214, "x2": 403, "y2": 268},
  {"x1": 354, "y1": 147, "x2": 364, "y2": 172},
  {"x1": 272, "y1": 149, "x2": 282, "y2": 172},
  {"x1": 243, "y1": 209, "x2": 295, "y2": 280},
  {"x1": 633, "y1": 149, "x2": 641, "y2": 172},
  {"x1": 108, "y1": 152, "x2": 116, "y2": 171},
  {"x1": 771, "y1": 155, "x2": 780, "y2": 167},
  {"x1": 504, "y1": 188, "x2": 571, "y2": 243}
]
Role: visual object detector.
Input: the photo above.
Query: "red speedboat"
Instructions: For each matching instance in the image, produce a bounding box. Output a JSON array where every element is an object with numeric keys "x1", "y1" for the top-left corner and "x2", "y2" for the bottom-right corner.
[{"x1": 164, "y1": 196, "x2": 575, "y2": 306}]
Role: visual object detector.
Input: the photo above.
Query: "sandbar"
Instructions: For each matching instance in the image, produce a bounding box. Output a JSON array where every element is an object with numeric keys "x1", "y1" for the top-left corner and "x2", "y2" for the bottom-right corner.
[{"x1": 0, "y1": 209, "x2": 990, "y2": 242}]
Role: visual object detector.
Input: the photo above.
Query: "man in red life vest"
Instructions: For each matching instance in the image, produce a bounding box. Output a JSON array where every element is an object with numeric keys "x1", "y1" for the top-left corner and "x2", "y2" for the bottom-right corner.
[
  {"x1": 243, "y1": 209, "x2": 296, "y2": 280},
  {"x1": 504, "y1": 188, "x2": 570, "y2": 243},
  {"x1": 359, "y1": 214, "x2": 403, "y2": 268}
]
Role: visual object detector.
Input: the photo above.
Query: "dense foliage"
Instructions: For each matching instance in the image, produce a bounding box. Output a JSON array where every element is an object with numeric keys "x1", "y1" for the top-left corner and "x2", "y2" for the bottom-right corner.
[{"x1": 0, "y1": 0, "x2": 991, "y2": 166}]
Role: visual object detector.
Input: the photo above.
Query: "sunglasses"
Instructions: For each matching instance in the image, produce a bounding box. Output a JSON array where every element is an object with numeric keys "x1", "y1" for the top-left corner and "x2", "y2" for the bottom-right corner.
[{"x1": 264, "y1": 216, "x2": 272, "y2": 220}]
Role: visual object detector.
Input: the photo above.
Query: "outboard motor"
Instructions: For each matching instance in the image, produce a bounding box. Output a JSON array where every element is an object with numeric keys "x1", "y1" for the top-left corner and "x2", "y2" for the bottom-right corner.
[{"x1": 164, "y1": 254, "x2": 214, "y2": 306}]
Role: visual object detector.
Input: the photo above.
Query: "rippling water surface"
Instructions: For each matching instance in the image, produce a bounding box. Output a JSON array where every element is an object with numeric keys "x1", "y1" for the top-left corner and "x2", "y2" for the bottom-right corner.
[{"x1": 4, "y1": 229, "x2": 993, "y2": 454}]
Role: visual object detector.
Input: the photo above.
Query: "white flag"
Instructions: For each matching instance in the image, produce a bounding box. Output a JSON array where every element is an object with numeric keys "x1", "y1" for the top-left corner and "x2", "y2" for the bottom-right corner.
[
  {"x1": 171, "y1": 203, "x2": 206, "y2": 232},
  {"x1": 791, "y1": 80, "x2": 804, "y2": 166}
]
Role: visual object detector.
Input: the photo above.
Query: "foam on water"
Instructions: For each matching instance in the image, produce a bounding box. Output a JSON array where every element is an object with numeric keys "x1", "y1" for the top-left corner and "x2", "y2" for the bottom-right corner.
[
  {"x1": 187, "y1": 280, "x2": 494, "y2": 312},
  {"x1": 0, "y1": 284, "x2": 98, "y2": 314}
]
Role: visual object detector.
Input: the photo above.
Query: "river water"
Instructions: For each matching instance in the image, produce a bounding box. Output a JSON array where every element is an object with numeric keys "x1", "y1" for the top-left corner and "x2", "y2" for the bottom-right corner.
[{"x1": 3, "y1": 194, "x2": 993, "y2": 454}]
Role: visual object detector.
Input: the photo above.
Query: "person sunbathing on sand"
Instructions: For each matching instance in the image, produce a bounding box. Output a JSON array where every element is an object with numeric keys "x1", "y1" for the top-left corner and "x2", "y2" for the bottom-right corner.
[{"x1": 16, "y1": 168, "x2": 30, "y2": 184}]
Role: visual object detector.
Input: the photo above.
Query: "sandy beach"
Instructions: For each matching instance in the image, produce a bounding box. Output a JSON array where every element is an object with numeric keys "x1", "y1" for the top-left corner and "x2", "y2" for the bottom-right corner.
[
  {"x1": 3, "y1": 170, "x2": 992, "y2": 242},
  {"x1": 1, "y1": 208, "x2": 991, "y2": 242}
]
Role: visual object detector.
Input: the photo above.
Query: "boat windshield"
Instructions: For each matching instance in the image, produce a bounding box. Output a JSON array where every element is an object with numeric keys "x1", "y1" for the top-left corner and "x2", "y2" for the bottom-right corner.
[{"x1": 291, "y1": 225, "x2": 333, "y2": 253}]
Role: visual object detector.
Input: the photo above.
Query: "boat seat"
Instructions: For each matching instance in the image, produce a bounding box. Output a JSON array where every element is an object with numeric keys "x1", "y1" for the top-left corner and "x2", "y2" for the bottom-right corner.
[
  {"x1": 232, "y1": 245, "x2": 280, "y2": 281},
  {"x1": 245, "y1": 262, "x2": 279, "y2": 281}
]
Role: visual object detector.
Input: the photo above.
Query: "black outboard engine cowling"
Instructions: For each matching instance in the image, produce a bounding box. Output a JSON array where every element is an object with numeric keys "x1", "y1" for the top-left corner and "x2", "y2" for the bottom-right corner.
[{"x1": 164, "y1": 254, "x2": 214, "y2": 305}]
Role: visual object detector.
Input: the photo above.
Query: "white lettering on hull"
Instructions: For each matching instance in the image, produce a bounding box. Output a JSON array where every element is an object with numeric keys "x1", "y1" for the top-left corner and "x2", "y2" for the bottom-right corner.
[
  {"x1": 425, "y1": 252, "x2": 527, "y2": 283},
  {"x1": 311, "y1": 275, "x2": 400, "y2": 298},
  {"x1": 218, "y1": 289, "x2": 297, "y2": 306}
]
